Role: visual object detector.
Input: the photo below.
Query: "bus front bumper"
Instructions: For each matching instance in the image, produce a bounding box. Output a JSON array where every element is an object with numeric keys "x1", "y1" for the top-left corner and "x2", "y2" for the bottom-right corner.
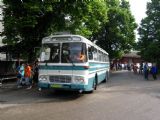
[{"x1": 38, "y1": 82, "x2": 91, "y2": 91}]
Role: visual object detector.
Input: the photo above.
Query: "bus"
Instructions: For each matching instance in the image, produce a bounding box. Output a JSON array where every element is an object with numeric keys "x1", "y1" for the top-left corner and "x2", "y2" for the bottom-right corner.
[{"x1": 38, "y1": 34, "x2": 110, "y2": 93}]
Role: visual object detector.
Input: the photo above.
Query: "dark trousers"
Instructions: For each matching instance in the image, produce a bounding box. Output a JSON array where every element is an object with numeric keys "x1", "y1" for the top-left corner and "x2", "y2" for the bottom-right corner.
[
  {"x1": 144, "y1": 70, "x2": 148, "y2": 80},
  {"x1": 33, "y1": 73, "x2": 38, "y2": 83},
  {"x1": 152, "y1": 73, "x2": 157, "y2": 80}
]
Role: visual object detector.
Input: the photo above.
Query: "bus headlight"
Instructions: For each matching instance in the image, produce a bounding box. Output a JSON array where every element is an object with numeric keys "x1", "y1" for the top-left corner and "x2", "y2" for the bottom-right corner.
[
  {"x1": 39, "y1": 75, "x2": 47, "y2": 81},
  {"x1": 74, "y1": 76, "x2": 85, "y2": 84}
]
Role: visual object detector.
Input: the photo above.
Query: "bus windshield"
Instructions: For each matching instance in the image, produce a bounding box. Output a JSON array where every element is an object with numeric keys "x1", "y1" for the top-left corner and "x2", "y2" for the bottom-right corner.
[
  {"x1": 62, "y1": 42, "x2": 87, "y2": 63},
  {"x1": 41, "y1": 43, "x2": 60, "y2": 63},
  {"x1": 40, "y1": 42, "x2": 87, "y2": 63}
]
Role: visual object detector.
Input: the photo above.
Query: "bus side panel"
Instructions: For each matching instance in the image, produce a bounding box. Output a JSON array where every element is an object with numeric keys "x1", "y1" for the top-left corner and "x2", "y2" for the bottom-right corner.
[
  {"x1": 87, "y1": 74, "x2": 96, "y2": 91},
  {"x1": 87, "y1": 72, "x2": 107, "y2": 91},
  {"x1": 97, "y1": 71, "x2": 106, "y2": 84},
  {"x1": 89, "y1": 62, "x2": 109, "y2": 84}
]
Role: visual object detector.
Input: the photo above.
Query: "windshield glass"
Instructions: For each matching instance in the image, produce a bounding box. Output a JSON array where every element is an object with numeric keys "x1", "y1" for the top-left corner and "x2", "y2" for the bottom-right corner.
[
  {"x1": 40, "y1": 42, "x2": 87, "y2": 63},
  {"x1": 40, "y1": 43, "x2": 60, "y2": 63},
  {"x1": 62, "y1": 42, "x2": 87, "y2": 63}
]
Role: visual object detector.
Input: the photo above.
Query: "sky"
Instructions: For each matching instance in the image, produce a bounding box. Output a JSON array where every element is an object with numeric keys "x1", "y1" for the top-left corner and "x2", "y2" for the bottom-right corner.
[
  {"x1": 128, "y1": 0, "x2": 151, "y2": 41},
  {"x1": 129, "y1": 0, "x2": 151, "y2": 24}
]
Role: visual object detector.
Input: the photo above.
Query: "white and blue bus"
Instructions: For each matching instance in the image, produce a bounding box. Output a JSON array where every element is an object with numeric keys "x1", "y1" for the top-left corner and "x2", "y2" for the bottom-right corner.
[{"x1": 38, "y1": 34, "x2": 110, "y2": 93}]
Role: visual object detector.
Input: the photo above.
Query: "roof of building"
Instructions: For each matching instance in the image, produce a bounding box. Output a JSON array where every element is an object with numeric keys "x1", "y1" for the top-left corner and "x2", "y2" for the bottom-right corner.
[{"x1": 123, "y1": 51, "x2": 141, "y2": 58}]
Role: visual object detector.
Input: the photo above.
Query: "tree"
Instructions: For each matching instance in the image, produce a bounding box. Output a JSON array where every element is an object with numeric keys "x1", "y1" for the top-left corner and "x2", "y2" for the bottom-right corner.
[
  {"x1": 138, "y1": 0, "x2": 160, "y2": 63},
  {"x1": 93, "y1": 0, "x2": 137, "y2": 60},
  {"x1": 1, "y1": 0, "x2": 108, "y2": 61},
  {"x1": 1, "y1": 0, "x2": 136, "y2": 62}
]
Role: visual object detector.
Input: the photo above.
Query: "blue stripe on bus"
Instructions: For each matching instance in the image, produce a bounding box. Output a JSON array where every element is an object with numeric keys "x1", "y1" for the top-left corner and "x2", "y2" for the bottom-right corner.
[
  {"x1": 89, "y1": 62, "x2": 110, "y2": 71},
  {"x1": 39, "y1": 65, "x2": 86, "y2": 70}
]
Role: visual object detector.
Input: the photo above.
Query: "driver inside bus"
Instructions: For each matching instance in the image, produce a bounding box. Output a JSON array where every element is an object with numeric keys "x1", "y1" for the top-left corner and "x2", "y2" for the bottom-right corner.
[
  {"x1": 73, "y1": 51, "x2": 86, "y2": 62},
  {"x1": 50, "y1": 49, "x2": 59, "y2": 62},
  {"x1": 79, "y1": 52, "x2": 85, "y2": 61}
]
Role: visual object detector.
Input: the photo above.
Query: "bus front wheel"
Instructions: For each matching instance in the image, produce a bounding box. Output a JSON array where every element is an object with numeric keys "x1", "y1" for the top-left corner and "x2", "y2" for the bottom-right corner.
[
  {"x1": 87, "y1": 77, "x2": 97, "y2": 94},
  {"x1": 93, "y1": 76, "x2": 97, "y2": 90}
]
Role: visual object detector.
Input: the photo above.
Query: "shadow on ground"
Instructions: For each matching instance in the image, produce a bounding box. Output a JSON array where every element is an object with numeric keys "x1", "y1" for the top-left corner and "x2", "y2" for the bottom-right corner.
[{"x1": 0, "y1": 82, "x2": 85, "y2": 105}]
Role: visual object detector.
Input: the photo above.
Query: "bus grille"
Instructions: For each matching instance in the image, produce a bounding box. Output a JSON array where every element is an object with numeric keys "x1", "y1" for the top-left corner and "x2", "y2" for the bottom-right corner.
[{"x1": 49, "y1": 75, "x2": 72, "y2": 83}]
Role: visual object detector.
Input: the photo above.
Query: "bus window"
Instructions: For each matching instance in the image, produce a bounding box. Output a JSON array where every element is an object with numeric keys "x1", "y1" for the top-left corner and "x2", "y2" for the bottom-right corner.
[
  {"x1": 93, "y1": 48, "x2": 98, "y2": 61},
  {"x1": 41, "y1": 43, "x2": 60, "y2": 63},
  {"x1": 97, "y1": 50, "x2": 100, "y2": 61},
  {"x1": 40, "y1": 48, "x2": 51, "y2": 61},
  {"x1": 62, "y1": 44, "x2": 70, "y2": 63},
  {"x1": 62, "y1": 42, "x2": 87, "y2": 63},
  {"x1": 100, "y1": 51, "x2": 103, "y2": 62},
  {"x1": 50, "y1": 49, "x2": 60, "y2": 63},
  {"x1": 106, "y1": 55, "x2": 109, "y2": 62},
  {"x1": 88, "y1": 45, "x2": 93, "y2": 60},
  {"x1": 103, "y1": 53, "x2": 105, "y2": 62}
]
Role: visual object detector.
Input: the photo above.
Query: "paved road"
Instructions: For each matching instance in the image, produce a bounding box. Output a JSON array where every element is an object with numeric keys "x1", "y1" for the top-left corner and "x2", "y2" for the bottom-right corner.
[{"x1": 1, "y1": 71, "x2": 160, "y2": 120}]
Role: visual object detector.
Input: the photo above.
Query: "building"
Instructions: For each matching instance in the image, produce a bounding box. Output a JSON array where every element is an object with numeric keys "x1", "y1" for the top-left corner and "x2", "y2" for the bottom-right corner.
[
  {"x1": 111, "y1": 51, "x2": 143, "y2": 70},
  {"x1": 120, "y1": 51, "x2": 142, "y2": 64}
]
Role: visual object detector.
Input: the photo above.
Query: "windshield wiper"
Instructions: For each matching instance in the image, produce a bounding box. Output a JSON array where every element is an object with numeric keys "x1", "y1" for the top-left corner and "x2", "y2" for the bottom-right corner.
[{"x1": 68, "y1": 57, "x2": 75, "y2": 67}]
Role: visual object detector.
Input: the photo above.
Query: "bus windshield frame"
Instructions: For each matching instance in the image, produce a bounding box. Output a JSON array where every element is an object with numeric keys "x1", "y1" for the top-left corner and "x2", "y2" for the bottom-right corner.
[{"x1": 40, "y1": 42, "x2": 87, "y2": 63}]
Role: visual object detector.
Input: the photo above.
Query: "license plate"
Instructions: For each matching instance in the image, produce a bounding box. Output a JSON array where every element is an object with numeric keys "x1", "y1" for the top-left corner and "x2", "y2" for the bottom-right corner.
[{"x1": 51, "y1": 84, "x2": 62, "y2": 88}]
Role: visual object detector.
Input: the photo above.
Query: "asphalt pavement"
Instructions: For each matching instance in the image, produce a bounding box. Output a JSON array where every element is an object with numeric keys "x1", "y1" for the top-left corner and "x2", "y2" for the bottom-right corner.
[{"x1": 1, "y1": 70, "x2": 160, "y2": 120}]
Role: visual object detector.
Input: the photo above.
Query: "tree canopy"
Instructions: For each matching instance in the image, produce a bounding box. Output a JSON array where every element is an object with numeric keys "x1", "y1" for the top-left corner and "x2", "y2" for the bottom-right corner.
[
  {"x1": 1, "y1": 0, "x2": 137, "y2": 62},
  {"x1": 93, "y1": 0, "x2": 137, "y2": 60},
  {"x1": 138, "y1": 0, "x2": 160, "y2": 63}
]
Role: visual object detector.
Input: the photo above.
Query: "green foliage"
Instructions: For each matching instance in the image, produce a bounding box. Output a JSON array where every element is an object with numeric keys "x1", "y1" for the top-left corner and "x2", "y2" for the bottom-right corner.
[
  {"x1": 1, "y1": 0, "x2": 108, "y2": 61},
  {"x1": 1, "y1": 0, "x2": 136, "y2": 61},
  {"x1": 94, "y1": 0, "x2": 137, "y2": 60},
  {"x1": 138, "y1": 0, "x2": 160, "y2": 63}
]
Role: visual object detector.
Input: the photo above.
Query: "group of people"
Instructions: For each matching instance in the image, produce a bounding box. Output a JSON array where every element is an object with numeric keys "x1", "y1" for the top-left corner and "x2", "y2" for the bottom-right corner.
[
  {"x1": 16, "y1": 60, "x2": 39, "y2": 89},
  {"x1": 128, "y1": 62, "x2": 158, "y2": 81},
  {"x1": 112, "y1": 62, "x2": 158, "y2": 80},
  {"x1": 143, "y1": 62, "x2": 158, "y2": 80}
]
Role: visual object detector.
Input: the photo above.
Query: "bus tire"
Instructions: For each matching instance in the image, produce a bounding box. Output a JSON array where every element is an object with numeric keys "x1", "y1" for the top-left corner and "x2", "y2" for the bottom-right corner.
[
  {"x1": 93, "y1": 76, "x2": 97, "y2": 90},
  {"x1": 87, "y1": 78, "x2": 97, "y2": 94}
]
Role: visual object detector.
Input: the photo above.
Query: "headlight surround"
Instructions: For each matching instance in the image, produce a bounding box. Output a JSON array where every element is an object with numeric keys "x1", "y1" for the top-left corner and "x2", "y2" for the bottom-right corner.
[
  {"x1": 74, "y1": 76, "x2": 85, "y2": 84},
  {"x1": 39, "y1": 75, "x2": 48, "y2": 81}
]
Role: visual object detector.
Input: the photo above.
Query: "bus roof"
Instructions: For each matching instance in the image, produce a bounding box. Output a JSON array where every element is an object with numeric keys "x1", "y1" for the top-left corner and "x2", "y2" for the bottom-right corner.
[{"x1": 42, "y1": 34, "x2": 108, "y2": 55}]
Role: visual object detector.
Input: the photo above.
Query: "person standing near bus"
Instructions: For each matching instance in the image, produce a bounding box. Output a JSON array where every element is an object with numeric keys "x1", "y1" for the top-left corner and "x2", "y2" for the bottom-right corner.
[
  {"x1": 32, "y1": 60, "x2": 39, "y2": 87},
  {"x1": 139, "y1": 62, "x2": 143, "y2": 74},
  {"x1": 151, "y1": 64, "x2": 158, "y2": 80},
  {"x1": 143, "y1": 62, "x2": 149, "y2": 80},
  {"x1": 24, "y1": 63, "x2": 32, "y2": 89}
]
